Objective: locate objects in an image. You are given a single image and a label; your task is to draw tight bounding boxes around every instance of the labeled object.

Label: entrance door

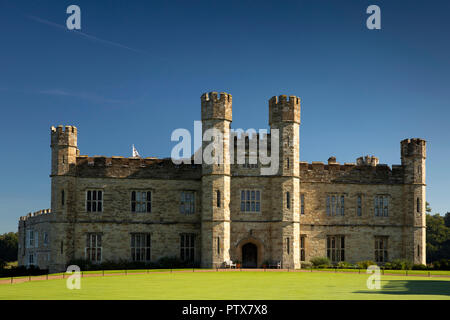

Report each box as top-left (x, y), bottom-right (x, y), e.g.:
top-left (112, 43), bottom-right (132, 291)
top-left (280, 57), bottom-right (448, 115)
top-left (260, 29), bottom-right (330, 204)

top-left (242, 243), bottom-right (257, 268)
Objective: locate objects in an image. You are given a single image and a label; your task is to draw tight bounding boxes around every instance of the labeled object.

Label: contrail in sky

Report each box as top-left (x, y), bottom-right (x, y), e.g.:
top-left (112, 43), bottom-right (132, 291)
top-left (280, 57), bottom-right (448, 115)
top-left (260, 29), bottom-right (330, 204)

top-left (26, 14), bottom-right (145, 54)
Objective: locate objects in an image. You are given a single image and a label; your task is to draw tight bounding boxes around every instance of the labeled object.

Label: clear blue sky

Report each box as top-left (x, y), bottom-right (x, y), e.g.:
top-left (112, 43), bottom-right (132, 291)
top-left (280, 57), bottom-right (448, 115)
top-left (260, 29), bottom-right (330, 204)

top-left (0, 0), bottom-right (449, 233)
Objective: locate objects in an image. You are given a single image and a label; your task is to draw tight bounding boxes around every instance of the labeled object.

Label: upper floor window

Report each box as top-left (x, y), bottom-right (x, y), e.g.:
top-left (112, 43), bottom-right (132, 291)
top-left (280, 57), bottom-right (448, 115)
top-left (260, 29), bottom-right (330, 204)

top-left (326, 195), bottom-right (345, 216)
top-left (131, 191), bottom-right (151, 213)
top-left (180, 191), bottom-right (195, 214)
top-left (86, 233), bottom-right (102, 263)
top-left (416, 197), bottom-right (421, 214)
top-left (43, 232), bottom-right (49, 246)
top-left (240, 190), bottom-right (261, 212)
top-left (327, 235), bottom-right (345, 262)
top-left (86, 190), bottom-right (103, 212)
top-left (26, 229), bottom-right (35, 248)
top-left (357, 195), bottom-right (362, 216)
top-left (61, 190), bottom-right (65, 207)
top-left (286, 192), bottom-right (291, 209)
top-left (375, 236), bottom-right (388, 263)
top-left (216, 190), bottom-right (221, 208)
top-left (131, 233), bottom-right (151, 262)
top-left (374, 195), bottom-right (389, 217)
top-left (300, 194), bottom-right (305, 215)
top-left (180, 233), bottom-right (195, 261)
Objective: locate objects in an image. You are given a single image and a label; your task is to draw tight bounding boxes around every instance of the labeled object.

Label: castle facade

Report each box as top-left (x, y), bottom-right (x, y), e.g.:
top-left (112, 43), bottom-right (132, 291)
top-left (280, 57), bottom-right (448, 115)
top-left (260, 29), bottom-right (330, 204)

top-left (18, 92), bottom-right (426, 272)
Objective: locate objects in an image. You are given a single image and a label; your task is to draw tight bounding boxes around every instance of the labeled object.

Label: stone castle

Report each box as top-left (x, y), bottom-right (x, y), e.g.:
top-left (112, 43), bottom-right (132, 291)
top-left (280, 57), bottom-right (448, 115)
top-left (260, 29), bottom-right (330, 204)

top-left (18, 92), bottom-right (426, 272)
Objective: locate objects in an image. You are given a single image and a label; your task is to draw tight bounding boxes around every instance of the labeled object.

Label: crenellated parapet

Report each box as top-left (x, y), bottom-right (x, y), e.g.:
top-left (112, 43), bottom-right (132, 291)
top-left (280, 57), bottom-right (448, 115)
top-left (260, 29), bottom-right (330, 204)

top-left (356, 155), bottom-right (379, 166)
top-left (201, 92), bottom-right (232, 121)
top-left (401, 138), bottom-right (426, 160)
top-left (19, 209), bottom-right (52, 221)
top-left (299, 160), bottom-right (404, 184)
top-left (269, 95), bottom-right (301, 125)
top-left (51, 125), bottom-right (77, 147)
top-left (76, 156), bottom-right (202, 179)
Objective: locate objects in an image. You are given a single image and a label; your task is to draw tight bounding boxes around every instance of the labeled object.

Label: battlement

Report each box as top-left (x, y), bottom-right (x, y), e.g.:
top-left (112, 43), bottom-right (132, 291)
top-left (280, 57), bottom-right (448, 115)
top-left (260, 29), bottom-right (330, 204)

top-left (201, 92), bottom-right (232, 121)
top-left (269, 95), bottom-right (301, 125)
top-left (20, 209), bottom-right (52, 221)
top-left (76, 156), bottom-right (202, 179)
top-left (356, 155), bottom-right (379, 166)
top-left (51, 125), bottom-right (77, 147)
top-left (401, 138), bottom-right (426, 159)
top-left (299, 160), bottom-right (404, 184)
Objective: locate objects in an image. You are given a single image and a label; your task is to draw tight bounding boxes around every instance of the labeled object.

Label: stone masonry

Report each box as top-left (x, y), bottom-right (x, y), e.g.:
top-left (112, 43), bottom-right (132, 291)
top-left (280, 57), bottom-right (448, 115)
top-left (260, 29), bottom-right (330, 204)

top-left (18, 92), bottom-right (427, 272)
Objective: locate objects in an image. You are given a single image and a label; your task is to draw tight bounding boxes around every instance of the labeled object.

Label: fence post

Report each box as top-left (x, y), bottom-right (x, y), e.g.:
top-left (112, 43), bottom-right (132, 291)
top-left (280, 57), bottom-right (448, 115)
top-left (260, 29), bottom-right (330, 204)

top-left (406, 270), bottom-right (408, 276)
top-left (125, 269), bottom-right (127, 275)
top-left (310, 267), bottom-right (312, 272)
top-left (29, 275), bottom-right (31, 282)
top-left (428, 271), bottom-right (430, 277)
top-left (82, 271), bottom-right (83, 278)
top-left (358, 268), bottom-right (360, 274)
top-left (46, 273), bottom-right (49, 280)
top-left (63, 273), bottom-right (65, 279)
top-left (10, 277), bottom-right (13, 284)
top-left (103, 270), bottom-right (105, 277)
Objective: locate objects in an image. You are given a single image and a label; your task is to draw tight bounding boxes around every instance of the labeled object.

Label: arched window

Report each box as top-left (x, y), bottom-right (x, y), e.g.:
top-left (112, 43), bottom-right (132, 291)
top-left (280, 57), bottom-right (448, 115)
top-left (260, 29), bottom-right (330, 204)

top-left (61, 190), bottom-right (65, 206)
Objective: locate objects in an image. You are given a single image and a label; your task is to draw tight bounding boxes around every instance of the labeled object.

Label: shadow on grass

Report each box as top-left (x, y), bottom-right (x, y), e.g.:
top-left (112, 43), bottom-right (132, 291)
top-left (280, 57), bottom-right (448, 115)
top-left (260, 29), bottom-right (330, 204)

top-left (355, 280), bottom-right (450, 296)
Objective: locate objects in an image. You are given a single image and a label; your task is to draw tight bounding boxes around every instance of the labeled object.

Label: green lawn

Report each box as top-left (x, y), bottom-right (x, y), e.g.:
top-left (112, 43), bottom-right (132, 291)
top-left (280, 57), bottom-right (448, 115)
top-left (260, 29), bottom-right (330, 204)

top-left (1, 271), bottom-right (449, 300)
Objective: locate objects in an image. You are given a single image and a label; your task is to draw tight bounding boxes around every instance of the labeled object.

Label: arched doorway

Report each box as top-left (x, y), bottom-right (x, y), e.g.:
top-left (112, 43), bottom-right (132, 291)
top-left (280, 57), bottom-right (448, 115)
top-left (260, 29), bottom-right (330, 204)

top-left (242, 243), bottom-right (257, 268)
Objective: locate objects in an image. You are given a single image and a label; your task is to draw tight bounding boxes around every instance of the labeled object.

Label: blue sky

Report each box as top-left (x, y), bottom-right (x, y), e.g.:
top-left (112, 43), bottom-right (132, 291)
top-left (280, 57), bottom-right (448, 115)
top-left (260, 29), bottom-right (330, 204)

top-left (0, 0), bottom-right (449, 233)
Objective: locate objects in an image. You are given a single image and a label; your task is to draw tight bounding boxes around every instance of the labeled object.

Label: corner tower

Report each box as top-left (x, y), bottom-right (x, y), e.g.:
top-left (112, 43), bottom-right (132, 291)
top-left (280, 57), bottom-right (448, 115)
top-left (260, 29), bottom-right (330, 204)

top-left (401, 138), bottom-right (426, 264)
top-left (50, 125), bottom-right (79, 271)
top-left (269, 95), bottom-right (301, 269)
top-left (51, 125), bottom-right (78, 176)
top-left (200, 92), bottom-right (232, 267)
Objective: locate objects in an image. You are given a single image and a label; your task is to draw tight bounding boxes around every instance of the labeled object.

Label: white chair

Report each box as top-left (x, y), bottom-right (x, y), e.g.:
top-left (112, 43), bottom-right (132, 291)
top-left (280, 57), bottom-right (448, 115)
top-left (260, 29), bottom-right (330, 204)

top-left (224, 260), bottom-right (237, 268)
top-left (277, 261), bottom-right (282, 269)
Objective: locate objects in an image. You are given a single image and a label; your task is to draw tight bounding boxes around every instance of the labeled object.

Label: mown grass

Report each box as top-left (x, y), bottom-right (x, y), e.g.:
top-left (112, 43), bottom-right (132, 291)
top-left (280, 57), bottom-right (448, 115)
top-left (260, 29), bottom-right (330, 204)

top-left (0, 271), bottom-right (449, 300)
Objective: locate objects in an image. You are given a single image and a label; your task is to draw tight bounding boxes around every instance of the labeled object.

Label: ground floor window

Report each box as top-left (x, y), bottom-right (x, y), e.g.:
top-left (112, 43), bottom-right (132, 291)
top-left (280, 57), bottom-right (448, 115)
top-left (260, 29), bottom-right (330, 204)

top-left (28, 253), bottom-right (35, 266)
top-left (131, 233), bottom-right (151, 262)
top-left (86, 233), bottom-right (102, 263)
top-left (300, 236), bottom-right (306, 261)
top-left (180, 234), bottom-right (195, 261)
top-left (327, 235), bottom-right (345, 262)
top-left (375, 236), bottom-right (388, 263)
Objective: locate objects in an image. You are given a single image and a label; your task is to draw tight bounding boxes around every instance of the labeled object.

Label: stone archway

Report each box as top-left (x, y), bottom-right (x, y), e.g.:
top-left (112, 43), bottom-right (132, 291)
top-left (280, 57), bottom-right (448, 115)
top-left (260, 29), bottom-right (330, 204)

top-left (242, 243), bottom-right (257, 268)
top-left (235, 236), bottom-right (265, 268)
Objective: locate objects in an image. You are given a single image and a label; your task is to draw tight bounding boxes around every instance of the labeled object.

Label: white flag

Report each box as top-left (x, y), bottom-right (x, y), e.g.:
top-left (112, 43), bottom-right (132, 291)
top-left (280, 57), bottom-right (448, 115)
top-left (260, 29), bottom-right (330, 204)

top-left (132, 144), bottom-right (140, 157)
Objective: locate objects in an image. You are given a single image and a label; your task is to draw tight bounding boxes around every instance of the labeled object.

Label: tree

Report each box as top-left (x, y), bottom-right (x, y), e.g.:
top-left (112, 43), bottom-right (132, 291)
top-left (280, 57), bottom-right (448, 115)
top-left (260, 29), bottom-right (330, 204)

top-left (426, 202), bottom-right (432, 213)
top-left (444, 212), bottom-right (450, 228)
top-left (0, 232), bottom-right (18, 262)
top-left (426, 213), bottom-right (450, 262)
